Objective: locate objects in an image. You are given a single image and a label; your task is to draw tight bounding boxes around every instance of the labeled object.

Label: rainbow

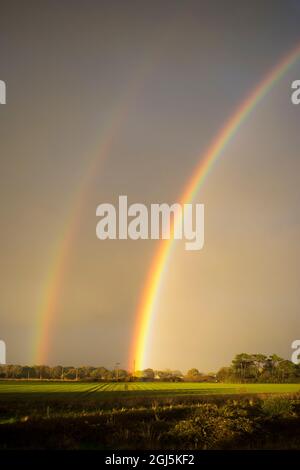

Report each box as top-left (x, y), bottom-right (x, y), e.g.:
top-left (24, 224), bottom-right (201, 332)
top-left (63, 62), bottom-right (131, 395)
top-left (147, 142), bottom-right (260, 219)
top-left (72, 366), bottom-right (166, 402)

top-left (33, 67), bottom-right (154, 364)
top-left (32, 20), bottom-right (178, 364)
top-left (130, 42), bottom-right (300, 372)
top-left (33, 117), bottom-right (121, 364)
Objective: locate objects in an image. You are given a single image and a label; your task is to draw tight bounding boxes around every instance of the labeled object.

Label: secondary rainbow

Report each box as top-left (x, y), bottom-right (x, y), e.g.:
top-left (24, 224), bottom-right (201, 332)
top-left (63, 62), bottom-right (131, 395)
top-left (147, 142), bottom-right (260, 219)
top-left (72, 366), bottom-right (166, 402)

top-left (33, 121), bottom-right (119, 364)
top-left (32, 22), bottom-right (177, 364)
top-left (130, 41), bottom-right (300, 372)
top-left (33, 72), bottom-right (149, 364)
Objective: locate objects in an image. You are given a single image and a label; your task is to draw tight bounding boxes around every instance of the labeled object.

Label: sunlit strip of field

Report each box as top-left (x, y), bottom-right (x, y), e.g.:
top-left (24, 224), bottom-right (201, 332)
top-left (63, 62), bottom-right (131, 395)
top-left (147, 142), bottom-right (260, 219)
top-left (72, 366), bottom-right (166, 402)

top-left (0, 381), bottom-right (299, 401)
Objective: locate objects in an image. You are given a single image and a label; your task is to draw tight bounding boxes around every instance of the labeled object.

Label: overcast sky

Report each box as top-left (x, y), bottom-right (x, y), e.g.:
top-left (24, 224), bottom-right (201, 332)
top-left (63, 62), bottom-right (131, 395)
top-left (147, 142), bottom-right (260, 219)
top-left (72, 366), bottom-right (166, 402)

top-left (0, 0), bottom-right (300, 372)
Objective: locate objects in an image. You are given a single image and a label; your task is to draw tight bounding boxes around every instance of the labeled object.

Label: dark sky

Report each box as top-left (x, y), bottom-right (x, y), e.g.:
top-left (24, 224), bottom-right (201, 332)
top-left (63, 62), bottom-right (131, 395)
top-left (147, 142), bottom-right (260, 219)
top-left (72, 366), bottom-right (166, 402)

top-left (0, 0), bottom-right (300, 371)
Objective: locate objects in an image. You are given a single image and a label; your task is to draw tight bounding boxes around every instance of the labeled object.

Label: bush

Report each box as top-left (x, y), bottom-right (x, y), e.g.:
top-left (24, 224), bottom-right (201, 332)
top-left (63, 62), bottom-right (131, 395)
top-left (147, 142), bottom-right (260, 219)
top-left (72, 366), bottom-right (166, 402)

top-left (261, 397), bottom-right (294, 418)
top-left (165, 402), bottom-right (255, 449)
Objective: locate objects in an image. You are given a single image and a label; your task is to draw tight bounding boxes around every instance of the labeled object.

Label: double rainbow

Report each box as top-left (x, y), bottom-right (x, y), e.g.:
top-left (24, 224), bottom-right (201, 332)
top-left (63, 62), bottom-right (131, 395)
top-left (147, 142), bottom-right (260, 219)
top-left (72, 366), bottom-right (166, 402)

top-left (33, 41), bottom-right (300, 368)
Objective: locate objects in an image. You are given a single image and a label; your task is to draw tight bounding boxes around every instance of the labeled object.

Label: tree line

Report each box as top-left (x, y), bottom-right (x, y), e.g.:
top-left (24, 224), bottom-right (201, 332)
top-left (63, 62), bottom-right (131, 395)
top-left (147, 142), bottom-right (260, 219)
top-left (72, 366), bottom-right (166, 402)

top-left (0, 353), bottom-right (299, 382)
top-left (217, 353), bottom-right (300, 383)
top-left (0, 365), bottom-right (185, 381)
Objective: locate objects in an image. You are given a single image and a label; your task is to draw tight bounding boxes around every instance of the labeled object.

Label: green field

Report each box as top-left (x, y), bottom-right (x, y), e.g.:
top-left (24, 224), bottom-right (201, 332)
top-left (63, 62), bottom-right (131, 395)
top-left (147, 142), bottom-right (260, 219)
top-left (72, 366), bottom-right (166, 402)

top-left (0, 380), bottom-right (299, 401)
top-left (1, 381), bottom-right (300, 449)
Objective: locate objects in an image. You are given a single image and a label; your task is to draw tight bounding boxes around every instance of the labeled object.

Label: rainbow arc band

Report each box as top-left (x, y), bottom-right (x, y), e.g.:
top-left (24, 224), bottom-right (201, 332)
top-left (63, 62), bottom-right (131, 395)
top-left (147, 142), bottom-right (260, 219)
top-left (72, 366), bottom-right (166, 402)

top-left (33, 18), bottom-right (180, 364)
top-left (130, 42), bottom-right (300, 372)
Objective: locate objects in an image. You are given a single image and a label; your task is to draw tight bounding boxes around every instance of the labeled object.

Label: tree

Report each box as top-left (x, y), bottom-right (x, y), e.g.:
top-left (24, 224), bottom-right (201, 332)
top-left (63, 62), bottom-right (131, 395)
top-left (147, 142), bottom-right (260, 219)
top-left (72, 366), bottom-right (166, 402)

top-left (232, 354), bottom-right (255, 381)
top-left (143, 368), bottom-right (154, 380)
top-left (186, 368), bottom-right (203, 382)
top-left (0, 365), bottom-right (6, 378)
top-left (117, 369), bottom-right (129, 381)
top-left (187, 368), bottom-right (200, 377)
top-left (11, 365), bottom-right (24, 379)
top-left (32, 365), bottom-right (51, 380)
top-left (51, 366), bottom-right (63, 380)
top-left (252, 354), bottom-right (268, 379)
top-left (216, 367), bottom-right (233, 382)
top-left (103, 369), bottom-right (114, 381)
top-left (277, 360), bottom-right (296, 382)
top-left (64, 368), bottom-right (77, 380)
top-left (90, 368), bottom-right (103, 380)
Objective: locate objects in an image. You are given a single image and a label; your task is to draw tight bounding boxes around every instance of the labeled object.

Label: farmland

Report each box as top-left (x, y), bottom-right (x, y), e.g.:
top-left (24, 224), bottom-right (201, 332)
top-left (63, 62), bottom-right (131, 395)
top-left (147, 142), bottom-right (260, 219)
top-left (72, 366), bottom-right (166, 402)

top-left (1, 381), bottom-right (300, 450)
top-left (0, 380), bottom-right (300, 402)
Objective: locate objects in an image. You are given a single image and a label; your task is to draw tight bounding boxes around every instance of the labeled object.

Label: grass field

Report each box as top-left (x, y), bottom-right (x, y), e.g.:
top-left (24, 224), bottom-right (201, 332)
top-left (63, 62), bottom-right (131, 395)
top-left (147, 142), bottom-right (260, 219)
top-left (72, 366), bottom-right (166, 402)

top-left (1, 381), bottom-right (300, 449)
top-left (0, 380), bottom-right (299, 401)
